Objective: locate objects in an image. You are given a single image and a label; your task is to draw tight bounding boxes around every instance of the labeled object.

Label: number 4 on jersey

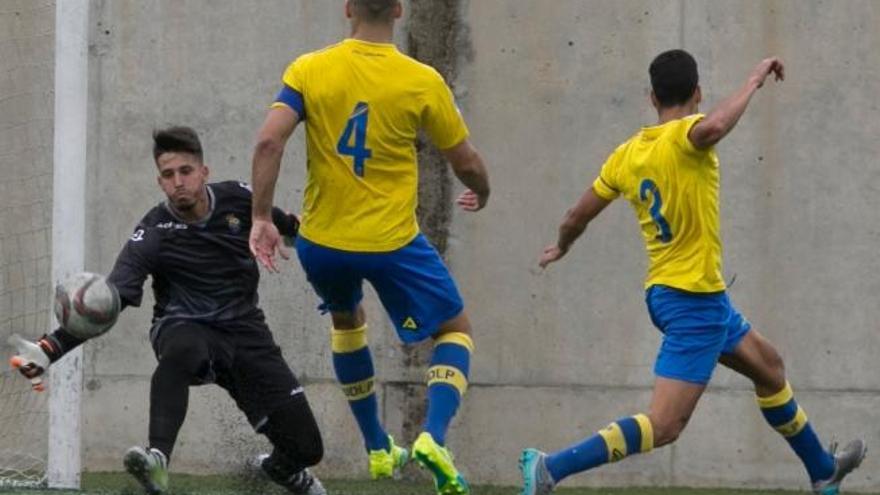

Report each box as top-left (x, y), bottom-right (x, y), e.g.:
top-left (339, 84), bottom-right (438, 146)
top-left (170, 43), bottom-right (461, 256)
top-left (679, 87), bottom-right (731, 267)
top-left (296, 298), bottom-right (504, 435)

top-left (337, 102), bottom-right (372, 177)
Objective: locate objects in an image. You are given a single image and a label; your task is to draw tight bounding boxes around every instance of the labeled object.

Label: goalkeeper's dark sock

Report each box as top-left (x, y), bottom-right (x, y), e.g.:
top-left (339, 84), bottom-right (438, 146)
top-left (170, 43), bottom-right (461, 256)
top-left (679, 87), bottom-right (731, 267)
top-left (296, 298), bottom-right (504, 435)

top-left (545, 414), bottom-right (654, 483)
top-left (148, 360), bottom-right (190, 459)
top-left (331, 325), bottom-right (389, 452)
top-left (757, 382), bottom-right (834, 482)
top-left (423, 332), bottom-right (473, 446)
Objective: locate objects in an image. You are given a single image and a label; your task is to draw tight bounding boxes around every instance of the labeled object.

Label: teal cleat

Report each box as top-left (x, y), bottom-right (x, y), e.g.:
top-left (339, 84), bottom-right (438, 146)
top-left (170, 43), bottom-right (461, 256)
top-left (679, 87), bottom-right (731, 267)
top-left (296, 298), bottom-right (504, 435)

top-left (123, 446), bottom-right (169, 495)
top-left (812, 439), bottom-right (867, 495)
top-left (519, 448), bottom-right (555, 495)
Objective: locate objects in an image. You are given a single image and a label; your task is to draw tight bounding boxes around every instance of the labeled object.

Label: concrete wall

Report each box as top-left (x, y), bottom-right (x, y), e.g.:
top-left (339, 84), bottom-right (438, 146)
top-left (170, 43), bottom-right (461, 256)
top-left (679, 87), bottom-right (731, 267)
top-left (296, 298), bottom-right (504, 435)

top-left (453, 0), bottom-right (880, 490)
top-left (43, 0), bottom-right (880, 491)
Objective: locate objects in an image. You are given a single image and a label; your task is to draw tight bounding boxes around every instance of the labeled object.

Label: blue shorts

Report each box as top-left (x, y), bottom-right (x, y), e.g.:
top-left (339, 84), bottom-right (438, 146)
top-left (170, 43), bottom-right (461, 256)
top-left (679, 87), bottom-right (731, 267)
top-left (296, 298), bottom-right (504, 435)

top-left (645, 285), bottom-right (751, 385)
top-left (295, 234), bottom-right (464, 344)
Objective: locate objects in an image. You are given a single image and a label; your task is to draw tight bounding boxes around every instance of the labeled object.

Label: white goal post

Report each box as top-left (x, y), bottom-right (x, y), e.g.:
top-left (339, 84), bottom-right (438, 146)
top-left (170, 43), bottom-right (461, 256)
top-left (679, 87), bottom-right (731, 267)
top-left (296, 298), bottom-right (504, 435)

top-left (47, 0), bottom-right (90, 489)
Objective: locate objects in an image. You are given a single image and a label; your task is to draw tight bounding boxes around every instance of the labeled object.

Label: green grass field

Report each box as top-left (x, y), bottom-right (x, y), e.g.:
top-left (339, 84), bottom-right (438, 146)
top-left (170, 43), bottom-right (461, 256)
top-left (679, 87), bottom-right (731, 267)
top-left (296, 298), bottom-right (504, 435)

top-left (0, 473), bottom-right (870, 495)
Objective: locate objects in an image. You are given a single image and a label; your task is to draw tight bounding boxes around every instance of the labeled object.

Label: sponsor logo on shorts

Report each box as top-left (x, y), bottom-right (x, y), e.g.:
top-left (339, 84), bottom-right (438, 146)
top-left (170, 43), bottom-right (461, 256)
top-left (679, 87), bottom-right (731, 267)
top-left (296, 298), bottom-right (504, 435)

top-left (402, 317), bottom-right (418, 330)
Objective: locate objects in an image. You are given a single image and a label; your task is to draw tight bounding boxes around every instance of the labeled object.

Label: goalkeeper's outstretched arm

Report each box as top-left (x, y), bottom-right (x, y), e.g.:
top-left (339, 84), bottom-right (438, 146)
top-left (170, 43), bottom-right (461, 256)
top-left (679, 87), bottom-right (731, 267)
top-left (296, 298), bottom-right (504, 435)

top-left (10, 319), bottom-right (107, 391)
top-left (9, 290), bottom-right (131, 392)
top-left (9, 225), bottom-right (154, 390)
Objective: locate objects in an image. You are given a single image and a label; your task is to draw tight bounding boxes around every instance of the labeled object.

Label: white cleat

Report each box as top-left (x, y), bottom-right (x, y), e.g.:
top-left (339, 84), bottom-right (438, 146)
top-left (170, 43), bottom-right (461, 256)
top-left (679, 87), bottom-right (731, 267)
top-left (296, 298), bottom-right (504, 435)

top-left (812, 439), bottom-right (867, 495)
top-left (123, 446), bottom-right (168, 495)
top-left (256, 452), bottom-right (326, 495)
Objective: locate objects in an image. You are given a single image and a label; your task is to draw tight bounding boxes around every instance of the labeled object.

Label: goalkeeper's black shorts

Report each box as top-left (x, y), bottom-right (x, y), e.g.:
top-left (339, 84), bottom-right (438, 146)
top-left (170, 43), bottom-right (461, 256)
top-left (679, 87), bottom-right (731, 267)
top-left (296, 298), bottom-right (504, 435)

top-left (152, 318), bottom-right (303, 429)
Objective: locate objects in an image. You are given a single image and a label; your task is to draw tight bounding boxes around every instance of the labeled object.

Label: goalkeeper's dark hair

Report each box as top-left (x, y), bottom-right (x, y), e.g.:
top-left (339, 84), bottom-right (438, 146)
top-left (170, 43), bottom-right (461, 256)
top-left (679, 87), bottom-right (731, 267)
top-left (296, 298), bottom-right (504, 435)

top-left (350, 0), bottom-right (399, 23)
top-left (649, 49), bottom-right (699, 107)
top-left (152, 126), bottom-right (203, 162)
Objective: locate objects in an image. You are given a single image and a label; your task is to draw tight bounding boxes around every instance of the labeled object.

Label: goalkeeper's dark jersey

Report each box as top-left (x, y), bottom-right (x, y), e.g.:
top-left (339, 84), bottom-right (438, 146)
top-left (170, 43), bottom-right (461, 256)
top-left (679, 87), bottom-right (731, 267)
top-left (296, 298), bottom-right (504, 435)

top-left (107, 180), bottom-right (297, 339)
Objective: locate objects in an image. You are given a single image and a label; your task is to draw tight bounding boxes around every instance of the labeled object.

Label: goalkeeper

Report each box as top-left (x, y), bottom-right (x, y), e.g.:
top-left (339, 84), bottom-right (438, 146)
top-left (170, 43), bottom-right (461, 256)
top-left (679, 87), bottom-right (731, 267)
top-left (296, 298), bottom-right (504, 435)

top-left (9, 127), bottom-right (325, 495)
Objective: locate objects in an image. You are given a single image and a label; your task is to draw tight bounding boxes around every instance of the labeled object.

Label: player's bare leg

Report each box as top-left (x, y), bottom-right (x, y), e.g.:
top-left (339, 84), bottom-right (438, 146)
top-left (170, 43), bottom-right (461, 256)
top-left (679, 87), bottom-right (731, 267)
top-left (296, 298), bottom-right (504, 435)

top-left (330, 304), bottom-right (367, 330)
top-left (436, 312), bottom-right (472, 337)
top-left (413, 310), bottom-right (474, 494)
top-left (647, 377), bottom-right (705, 447)
top-left (718, 329), bottom-right (785, 395)
top-left (720, 330), bottom-right (866, 493)
top-left (330, 304), bottom-right (408, 479)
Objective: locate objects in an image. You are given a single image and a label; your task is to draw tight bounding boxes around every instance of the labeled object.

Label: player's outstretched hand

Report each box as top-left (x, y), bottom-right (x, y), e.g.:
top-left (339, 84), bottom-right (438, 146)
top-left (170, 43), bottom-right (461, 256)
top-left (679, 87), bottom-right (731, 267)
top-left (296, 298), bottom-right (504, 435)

top-left (539, 244), bottom-right (568, 269)
top-left (249, 218), bottom-right (289, 273)
top-left (8, 334), bottom-right (50, 392)
top-left (456, 189), bottom-right (486, 212)
top-left (750, 57), bottom-right (785, 88)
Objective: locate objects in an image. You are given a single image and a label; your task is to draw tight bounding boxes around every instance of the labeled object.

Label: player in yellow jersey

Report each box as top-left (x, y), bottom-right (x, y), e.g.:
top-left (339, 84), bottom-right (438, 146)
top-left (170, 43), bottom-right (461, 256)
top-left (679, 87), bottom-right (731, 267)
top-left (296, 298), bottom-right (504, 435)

top-left (248, 1), bottom-right (489, 494)
top-left (520, 50), bottom-right (865, 495)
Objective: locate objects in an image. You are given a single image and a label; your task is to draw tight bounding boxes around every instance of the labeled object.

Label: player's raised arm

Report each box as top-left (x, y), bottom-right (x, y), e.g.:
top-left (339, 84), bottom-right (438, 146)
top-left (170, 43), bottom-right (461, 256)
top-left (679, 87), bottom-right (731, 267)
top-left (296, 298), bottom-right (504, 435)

top-left (442, 139), bottom-right (490, 212)
top-left (539, 187), bottom-right (611, 269)
top-left (688, 57), bottom-right (785, 150)
top-left (250, 105), bottom-right (300, 272)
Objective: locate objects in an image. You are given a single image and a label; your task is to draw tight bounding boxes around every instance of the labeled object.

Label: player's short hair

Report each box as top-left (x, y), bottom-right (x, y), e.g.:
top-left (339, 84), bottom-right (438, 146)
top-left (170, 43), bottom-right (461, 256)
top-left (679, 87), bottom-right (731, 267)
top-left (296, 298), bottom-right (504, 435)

top-left (350, 0), bottom-right (399, 23)
top-left (649, 49), bottom-right (699, 107)
top-left (152, 126), bottom-right (203, 163)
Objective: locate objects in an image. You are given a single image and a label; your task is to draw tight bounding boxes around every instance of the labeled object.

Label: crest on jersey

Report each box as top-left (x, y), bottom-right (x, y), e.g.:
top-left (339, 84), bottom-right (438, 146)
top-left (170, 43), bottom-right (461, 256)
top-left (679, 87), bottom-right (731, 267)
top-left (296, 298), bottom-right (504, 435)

top-left (226, 214), bottom-right (242, 234)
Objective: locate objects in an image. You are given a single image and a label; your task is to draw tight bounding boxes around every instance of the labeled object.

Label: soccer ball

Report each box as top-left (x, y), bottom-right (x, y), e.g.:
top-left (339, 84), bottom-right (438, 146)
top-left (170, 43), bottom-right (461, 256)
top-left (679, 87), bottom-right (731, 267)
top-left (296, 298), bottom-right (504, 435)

top-left (53, 272), bottom-right (120, 339)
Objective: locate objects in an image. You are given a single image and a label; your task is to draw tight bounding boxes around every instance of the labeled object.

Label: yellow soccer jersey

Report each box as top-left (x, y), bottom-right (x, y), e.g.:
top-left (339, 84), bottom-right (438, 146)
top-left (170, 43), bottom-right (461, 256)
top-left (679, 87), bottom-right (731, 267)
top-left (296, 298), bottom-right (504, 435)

top-left (274, 39), bottom-right (469, 252)
top-left (592, 114), bottom-right (725, 293)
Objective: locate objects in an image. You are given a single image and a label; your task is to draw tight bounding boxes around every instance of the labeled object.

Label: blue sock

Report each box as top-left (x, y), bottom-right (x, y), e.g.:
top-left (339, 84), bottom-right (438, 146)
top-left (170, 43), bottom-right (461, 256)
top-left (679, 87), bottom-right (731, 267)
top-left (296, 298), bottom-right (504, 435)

top-left (424, 333), bottom-right (473, 446)
top-left (758, 382), bottom-right (835, 482)
top-left (331, 326), bottom-right (389, 452)
top-left (546, 414), bottom-right (654, 483)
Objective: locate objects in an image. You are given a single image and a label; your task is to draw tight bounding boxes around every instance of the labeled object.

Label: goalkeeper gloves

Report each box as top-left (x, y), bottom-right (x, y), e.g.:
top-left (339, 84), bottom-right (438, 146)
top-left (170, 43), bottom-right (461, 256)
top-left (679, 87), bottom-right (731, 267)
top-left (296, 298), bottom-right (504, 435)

top-left (8, 334), bottom-right (54, 392)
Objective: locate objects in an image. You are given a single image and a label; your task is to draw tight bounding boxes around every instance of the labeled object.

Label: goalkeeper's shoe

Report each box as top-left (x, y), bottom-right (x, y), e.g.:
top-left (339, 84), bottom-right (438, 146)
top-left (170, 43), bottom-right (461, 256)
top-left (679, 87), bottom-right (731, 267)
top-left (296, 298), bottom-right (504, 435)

top-left (123, 446), bottom-right (168, 495)
top-left (258, 453), bottom-right (326, 495)
top-left (519, 448), bottom-right (555, 495)
top-left (413, 432), bottom-right (469, 495)
top-left (812, 439), bottom-right (867, 495)
top-left (368, 435), bottom-right (409, 479)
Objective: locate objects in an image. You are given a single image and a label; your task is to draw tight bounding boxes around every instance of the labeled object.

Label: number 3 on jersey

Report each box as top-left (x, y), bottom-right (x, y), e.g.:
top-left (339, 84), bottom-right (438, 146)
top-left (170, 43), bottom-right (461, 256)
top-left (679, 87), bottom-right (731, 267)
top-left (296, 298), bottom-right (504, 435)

top-left (639, 179), bottom-right (673, 243)
top-left (337, 102), bottom-right (372, 177)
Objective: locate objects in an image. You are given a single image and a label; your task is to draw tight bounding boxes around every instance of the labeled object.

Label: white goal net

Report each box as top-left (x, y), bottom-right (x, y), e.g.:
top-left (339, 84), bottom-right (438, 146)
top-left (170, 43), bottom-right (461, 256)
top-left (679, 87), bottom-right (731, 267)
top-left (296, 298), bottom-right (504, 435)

top-left (0, 0), bottom-right (57, 488)
top-left (0, 371), bottom-right (48, 488)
